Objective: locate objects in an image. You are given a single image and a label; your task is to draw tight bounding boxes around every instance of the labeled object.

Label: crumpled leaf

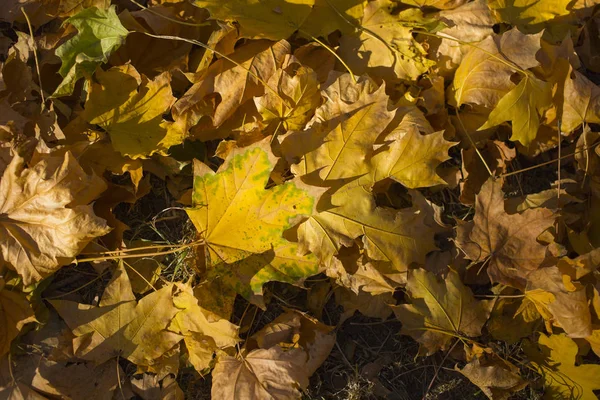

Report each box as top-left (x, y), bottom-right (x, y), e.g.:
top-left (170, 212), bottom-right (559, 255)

top-left (0, 152), bottom-right (110, 285)
top-left (185, 139), bottom-right (319, 306)
top-left (479, 75), bottom-right (552, 146)
top-left (174, 39), bottom-right (290, 131)
top-left (51, 261), bottom-right (182, 365)
top-left (338, 0), bottom-right (436, 82)
top-left (132, 374), bottom-right (183, 400)
top-left (455, 178), bottom-right (555, 289)
top-left (53, 5), bottom-right (129, 97)
top-left (211, 346), bottom-right (309, 400)
top-left (525, 266), bottom-right (592, 338)
top-left (392, 268), bottom-right (490, 355)
top-left (431, 0), bottom-right (495, 76)
top-left (254, 64), bottom-right (320, 131)
top-left (168, 283), bottom-right (240, 373)
top-left (82, 65), bottom-right (184, 159)
top-left (0, 278), bottom-right (36, 357)
top-left (526, 333), bottom-right (600, 400)
top-left (281, 83), bottom-right (393, 182)
top-left (212, 309), bottom-right (333, 399)
top-left (458, 357), bottom-right (527, 400)
top-left (298, 186), bottom-right (438, 273)
top-left (249, 310), bottom-right (335, 375)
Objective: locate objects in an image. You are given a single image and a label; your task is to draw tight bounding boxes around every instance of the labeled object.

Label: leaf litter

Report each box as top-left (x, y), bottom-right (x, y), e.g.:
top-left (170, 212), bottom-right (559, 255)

top-left (1, 0), bottom-right (600, 399)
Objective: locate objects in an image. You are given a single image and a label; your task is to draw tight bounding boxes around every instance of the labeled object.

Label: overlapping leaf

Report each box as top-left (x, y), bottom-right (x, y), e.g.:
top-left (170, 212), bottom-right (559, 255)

top-left (0, 152), bottom-right (110, 285)
top-left (186, 140), bottom-right (320, 306)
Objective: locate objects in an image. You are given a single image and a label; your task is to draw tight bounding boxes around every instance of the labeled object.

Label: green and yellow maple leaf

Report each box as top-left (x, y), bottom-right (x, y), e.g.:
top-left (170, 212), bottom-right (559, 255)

top-left (53, 5), bottom-right (128, 97)
top-left (82, 65), bottom-right (184, 159)
top-left (186, 139), bottom-right (320, 307)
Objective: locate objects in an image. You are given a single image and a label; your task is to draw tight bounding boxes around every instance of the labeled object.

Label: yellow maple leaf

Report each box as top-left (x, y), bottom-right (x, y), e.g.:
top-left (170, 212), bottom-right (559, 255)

top-left (478, 74), bottom-right (552, 146)
top-left (338, 0), bottom-right (436, 82)
top-left (51, 261), bottom-right (182, 365)
top-left (254, 65), bottom-right (320, 131)
top-left (526, 333), bottom-right (600, 400)
top-left (82, 65), bottom-right (184, 159)
top-left (186, 139), bottom-right (320, 307)
top-left (392, 268), bottom-right (491, 355)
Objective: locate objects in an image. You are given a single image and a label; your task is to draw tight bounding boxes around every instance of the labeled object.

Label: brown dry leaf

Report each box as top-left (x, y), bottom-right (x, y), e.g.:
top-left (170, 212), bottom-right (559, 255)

top-left (328, 250), bottom-right (399, 296)
top-left (392, 268), bottom-right (490, 355)
top-left (113, 3), bottom-right (208, 78)
top-left (173, 40), bottom-right (290, 129)
top-left (525, 266), bottom-right (592, 338)
top-left (40, 0), bottom-right (110, 18)
top-left (0, 152), bottom-right (110, 285)
top-left (249, 309), bottom-right (335, 376)
top-left (430, 0), bottom-right (495, 76)
top-left (131, 374), bottom-right (184, 400)
top-left (458, 357), bottom-right (527, 400)
top-left (211, 346), bottom-right (309, 400)
top-left (0, 278), bottom-right (36, 356)
top-left (1, 347), bottom-right (125, 400)
top-left (51, 261), bottom-right (182, 365)
top-left (460, 140), bottom-right (516, 205)
top-left (335, 287), bottom-right (394, 321)
top-left (455, 178), bottom-right (555, 289)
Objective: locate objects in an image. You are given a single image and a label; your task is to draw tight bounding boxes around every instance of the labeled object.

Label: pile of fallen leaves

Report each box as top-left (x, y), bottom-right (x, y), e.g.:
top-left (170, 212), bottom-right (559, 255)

top-left (1, 0), bottom-right (600, 398)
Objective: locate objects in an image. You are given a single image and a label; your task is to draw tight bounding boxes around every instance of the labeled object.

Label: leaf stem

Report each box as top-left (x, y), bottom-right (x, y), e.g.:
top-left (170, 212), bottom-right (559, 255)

top-left (75, 240), bottom-right (203, 264)
top-left (454, 109), bottom-right (494, 177)
top-left (299, 31), bottom-right (357, 84)
top-left (127, 0), bottom-right (211, 27)
top-left (21, 7), bottom-right (46, 109)
top-left (498, 140), bottom-right (600, 179)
